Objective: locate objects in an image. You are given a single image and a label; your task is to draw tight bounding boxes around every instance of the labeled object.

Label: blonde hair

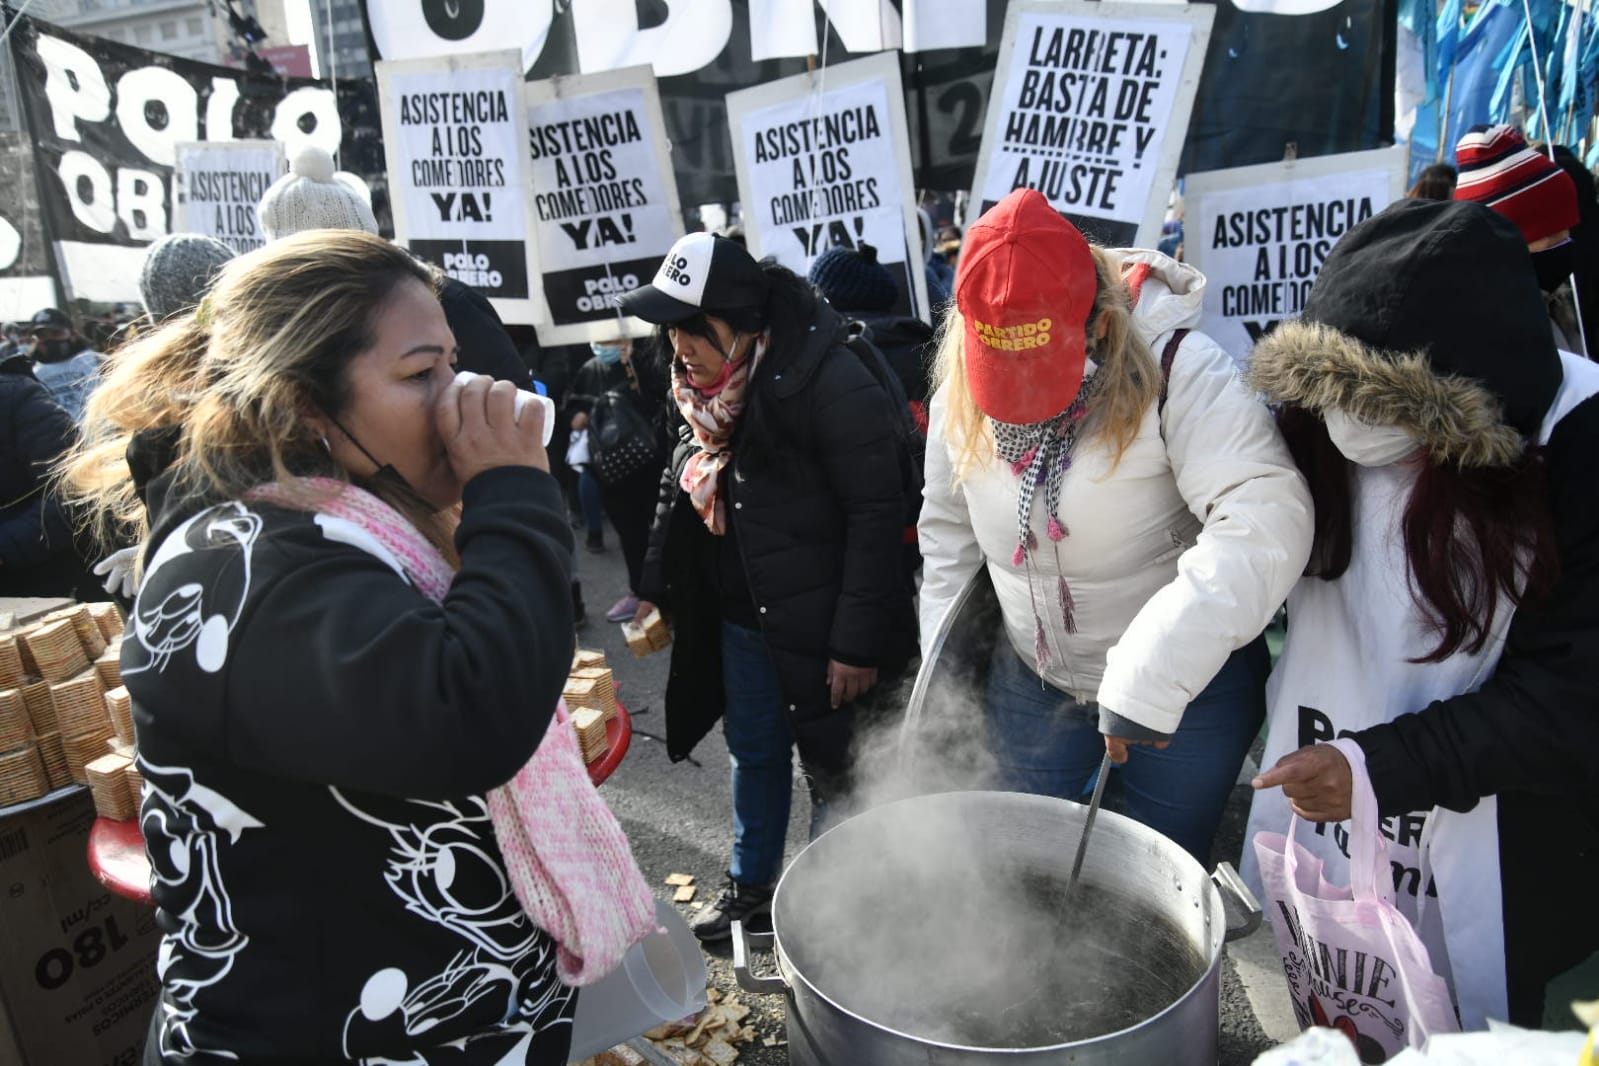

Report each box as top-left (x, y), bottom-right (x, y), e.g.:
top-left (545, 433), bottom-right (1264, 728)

top-left (931, 245), bottom-right (1161, 479)
top-left (60, 229), bottom-right (454, 560)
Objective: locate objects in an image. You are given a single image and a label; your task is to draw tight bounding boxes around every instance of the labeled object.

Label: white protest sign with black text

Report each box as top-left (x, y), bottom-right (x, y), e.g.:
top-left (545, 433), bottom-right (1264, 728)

top-left (970, 1), bottom-right (1214, 248)
top-left (376, 51), bottom-right (539, 324)
top-left (526, 66), bottom-right (683, 346)
top-left (726, 52), bottom-right (929, 321)
top-left (173, 141), bottom-right (286, 255)
top-left (1184, 147), bottom-right (1406, 360)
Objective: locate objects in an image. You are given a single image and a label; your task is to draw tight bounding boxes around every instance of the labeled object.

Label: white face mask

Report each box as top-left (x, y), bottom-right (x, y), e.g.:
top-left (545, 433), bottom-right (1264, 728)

top-left (1323, 409), bottom-right (1420, 467)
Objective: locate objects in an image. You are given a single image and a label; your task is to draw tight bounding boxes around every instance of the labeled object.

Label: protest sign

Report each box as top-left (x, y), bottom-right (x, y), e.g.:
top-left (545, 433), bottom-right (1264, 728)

top-left (525, 66), bottom-right (683, 345)
top-left (173, 141), bottom-right (287, 255)
top-left (376, 51), bottom-right (538, 324)
top-left (968, 1), bottom-right (1214, 248)
top-left (726, 52), bottom-right (929, 321)
top-left (8, 12), bottom-right (379, 305)
top-left (1184, 146), bottom-right (1406, 361)
top-left (366, 1), bottom-right (1392, 209)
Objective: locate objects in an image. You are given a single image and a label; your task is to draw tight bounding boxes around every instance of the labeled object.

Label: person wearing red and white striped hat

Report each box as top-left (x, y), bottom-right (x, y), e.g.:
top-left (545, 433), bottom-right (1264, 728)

top-left (1454, 124), bottom-right (1587, 354)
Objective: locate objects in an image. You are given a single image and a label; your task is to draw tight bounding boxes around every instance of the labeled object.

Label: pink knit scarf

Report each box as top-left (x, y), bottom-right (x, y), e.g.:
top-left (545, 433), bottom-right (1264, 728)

top-left (249, 478), bottom-right (657, 986)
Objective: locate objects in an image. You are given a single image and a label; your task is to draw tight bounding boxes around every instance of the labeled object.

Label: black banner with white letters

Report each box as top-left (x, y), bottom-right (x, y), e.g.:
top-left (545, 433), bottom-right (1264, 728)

top-left (0, 131), bottom-right (58, 318)
top-left (7, 11), bottom-right (382, 303)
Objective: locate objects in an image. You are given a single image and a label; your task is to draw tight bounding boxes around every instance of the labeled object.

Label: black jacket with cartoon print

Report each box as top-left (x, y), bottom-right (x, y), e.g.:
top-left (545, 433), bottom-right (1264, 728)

top-left (124, 466), bottom-right (578, 1065)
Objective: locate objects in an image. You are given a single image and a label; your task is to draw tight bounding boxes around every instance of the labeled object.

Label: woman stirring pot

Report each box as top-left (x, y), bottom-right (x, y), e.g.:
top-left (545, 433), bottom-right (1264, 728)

top-left (920, 189), bottom-right (1313, 862)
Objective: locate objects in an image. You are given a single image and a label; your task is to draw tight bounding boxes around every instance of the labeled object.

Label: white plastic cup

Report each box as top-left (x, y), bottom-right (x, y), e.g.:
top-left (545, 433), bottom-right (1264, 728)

top-left (564, 899), bottom-right (710, 1061)
top-left (452, 370), bottom-right (555, 446)
top-left (514, 391), bottom-right (557, 447)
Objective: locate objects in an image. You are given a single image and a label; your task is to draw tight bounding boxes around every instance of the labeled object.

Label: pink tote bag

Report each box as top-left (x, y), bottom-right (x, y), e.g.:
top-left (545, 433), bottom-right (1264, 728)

top-left (1252, 738), bottom-right (1460, 1062)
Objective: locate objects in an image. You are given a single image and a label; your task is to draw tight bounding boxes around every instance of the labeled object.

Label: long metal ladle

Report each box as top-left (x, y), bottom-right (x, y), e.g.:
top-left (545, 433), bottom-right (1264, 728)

top-left (1064, 751), bottom-right (1113, 904)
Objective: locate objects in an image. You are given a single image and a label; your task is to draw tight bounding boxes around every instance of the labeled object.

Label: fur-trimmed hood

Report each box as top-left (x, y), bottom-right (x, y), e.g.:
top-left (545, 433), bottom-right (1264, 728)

top-left (1248, 321), bottom-right (1527, 467)
top-left (1246, 198), bottom-right (1561, 468)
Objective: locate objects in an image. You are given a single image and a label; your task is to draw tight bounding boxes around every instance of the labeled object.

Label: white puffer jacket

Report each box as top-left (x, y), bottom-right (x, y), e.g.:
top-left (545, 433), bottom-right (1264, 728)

top-left (917, 250), bottom-right (1313, 735)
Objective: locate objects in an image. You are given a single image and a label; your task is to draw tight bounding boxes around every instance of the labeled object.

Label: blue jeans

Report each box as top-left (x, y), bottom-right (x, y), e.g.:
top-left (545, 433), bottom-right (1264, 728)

top-left (577, 468), bottom-right (606, 539)
top-left (984, 636), bottom-right (1268, 862)
top-left (721, 622), bottom-right (796, 886)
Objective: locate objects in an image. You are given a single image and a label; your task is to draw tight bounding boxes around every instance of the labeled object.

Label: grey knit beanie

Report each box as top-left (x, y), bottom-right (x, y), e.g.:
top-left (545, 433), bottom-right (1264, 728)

top-left (138, 233), bottom-right (235, 321)
top-left (257, 145), bottom-right (378, 241)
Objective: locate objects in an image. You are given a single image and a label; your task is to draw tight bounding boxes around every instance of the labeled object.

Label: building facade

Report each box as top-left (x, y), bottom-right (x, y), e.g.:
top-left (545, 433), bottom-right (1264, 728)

top-left (244, 0), bottom-right (371, 79)
top-left (29, 0), bottom-right (232, 65)
top-left (307, 0), bottom-right (370, 79)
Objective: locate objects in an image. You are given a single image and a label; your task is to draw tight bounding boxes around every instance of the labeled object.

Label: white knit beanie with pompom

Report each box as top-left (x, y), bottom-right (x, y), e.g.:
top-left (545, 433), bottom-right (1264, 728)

top-left (257, 145), bottom-right (378, 241)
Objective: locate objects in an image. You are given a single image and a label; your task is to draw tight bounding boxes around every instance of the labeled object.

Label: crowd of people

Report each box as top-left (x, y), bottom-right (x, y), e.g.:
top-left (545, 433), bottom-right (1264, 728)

top-left (0, 124), bottom-right (1594, 1063)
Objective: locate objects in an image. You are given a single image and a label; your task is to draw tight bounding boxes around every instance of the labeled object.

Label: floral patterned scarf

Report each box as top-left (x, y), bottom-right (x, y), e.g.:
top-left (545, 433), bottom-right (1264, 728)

top-left (672, 336), bottom-right (766, 535)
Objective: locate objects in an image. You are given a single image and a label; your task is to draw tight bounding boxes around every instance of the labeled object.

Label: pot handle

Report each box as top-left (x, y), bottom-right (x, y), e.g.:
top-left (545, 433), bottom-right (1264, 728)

top-left (1211, 861), bottom-right (1263, 942)
top-left (731, 920), bottom-right (788, 995)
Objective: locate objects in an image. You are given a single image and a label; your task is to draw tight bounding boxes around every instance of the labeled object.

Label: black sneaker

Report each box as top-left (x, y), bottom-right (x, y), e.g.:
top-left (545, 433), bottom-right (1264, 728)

top-left (690, 878), bottom-right (775, 943)
top-left (585, 535), bottom-right (606, 554)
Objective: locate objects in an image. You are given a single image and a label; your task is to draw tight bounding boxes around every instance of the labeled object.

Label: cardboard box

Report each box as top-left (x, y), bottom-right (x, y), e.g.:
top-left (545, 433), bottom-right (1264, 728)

top-left (0, 789), bottom-right (159, 1066)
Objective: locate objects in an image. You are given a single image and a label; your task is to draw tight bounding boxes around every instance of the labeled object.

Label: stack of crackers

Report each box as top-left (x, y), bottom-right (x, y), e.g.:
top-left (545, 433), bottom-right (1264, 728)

top-left (572, 649), bottom-right (608, 672)
top-left (105, 686), bottom-right (136, 747)
top-left (621, 607), bottom-right (671, 658)
top-left (571, 707), bottom-right (608, 763)
top-left (0, 604), bottom-right (135, 813)
top-left (564, 673), bottom-right (617, 723)
top-left (94, 644), bottom-right (123, 690)
top-left (85, 753), bottom-right (138, 820)
top-left (565, 649), bottom-right (617, 763)
top-left (0, 676), bottom-right (48, 805)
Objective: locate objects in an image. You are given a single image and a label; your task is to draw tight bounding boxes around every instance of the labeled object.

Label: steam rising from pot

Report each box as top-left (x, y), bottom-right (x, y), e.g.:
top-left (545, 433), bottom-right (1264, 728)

top-left (774, 671), bottom-right (1205, 1048)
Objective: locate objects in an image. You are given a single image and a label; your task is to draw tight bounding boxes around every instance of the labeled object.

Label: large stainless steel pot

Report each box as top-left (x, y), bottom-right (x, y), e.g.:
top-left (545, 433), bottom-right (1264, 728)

top-left (734, 790), bottom-right (1261, 1065)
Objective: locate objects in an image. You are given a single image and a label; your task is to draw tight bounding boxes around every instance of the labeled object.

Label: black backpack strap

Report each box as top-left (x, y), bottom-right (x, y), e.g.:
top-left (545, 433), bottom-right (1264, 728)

top-left (1157, 328), bottom-right (1189, 413)
top-left (845, 319), bottom-right (917, 437)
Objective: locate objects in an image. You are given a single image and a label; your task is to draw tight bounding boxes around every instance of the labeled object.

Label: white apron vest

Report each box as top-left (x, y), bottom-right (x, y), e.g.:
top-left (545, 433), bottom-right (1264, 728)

top-left (1243, 350), bottom-right (1599, 1029)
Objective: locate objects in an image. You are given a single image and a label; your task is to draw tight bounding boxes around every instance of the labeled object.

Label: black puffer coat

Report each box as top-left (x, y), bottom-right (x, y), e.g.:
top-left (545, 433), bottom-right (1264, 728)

top-left (0, 354), bottom-right (85, 597)
top-left (639, 304), bottom-right (918, 792)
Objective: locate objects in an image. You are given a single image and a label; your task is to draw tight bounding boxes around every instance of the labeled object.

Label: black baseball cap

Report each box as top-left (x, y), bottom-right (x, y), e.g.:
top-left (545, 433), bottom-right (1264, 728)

top-left (620, 232), bottom-right (769, 324)
top-left (29, 308), bottom-right (71, 332)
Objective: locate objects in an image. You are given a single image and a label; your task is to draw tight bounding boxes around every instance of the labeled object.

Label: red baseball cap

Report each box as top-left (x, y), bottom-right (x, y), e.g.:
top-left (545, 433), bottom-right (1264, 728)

top-left (955, 189), bottom-right (1096, 424)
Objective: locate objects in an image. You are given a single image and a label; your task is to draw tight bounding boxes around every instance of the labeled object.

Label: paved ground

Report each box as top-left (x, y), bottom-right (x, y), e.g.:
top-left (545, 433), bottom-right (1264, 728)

top-left (574, 522), bottom-right (1293, 1064)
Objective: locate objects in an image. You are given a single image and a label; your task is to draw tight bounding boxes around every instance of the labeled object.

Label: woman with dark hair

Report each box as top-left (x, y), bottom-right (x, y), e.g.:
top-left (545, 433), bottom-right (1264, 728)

top-left (59, 230), bottom-right (646, 1065)
top-left (1243, 198), bottom-right (1599, 1032)
top-left (1406, 162), bottom-right (1458, 201)
top-left (620, 233), bottom-right (918, 942)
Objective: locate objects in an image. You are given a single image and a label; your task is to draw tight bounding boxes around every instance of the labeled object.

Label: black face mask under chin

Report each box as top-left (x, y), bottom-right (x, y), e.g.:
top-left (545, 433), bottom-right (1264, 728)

top-left (33, 338), bottom-right (74, 363)
top-left (1532, 240), bottom-right (1577, 293)
top-left (329, 417), bottom-right (414, 496)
